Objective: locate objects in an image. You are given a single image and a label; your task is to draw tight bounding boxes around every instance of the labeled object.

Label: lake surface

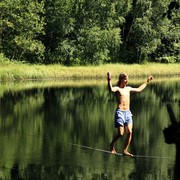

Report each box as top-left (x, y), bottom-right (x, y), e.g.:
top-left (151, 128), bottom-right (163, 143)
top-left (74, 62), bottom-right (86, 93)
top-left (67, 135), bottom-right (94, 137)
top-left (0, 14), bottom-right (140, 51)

top-left (0, 78), bottom-right (179, 179)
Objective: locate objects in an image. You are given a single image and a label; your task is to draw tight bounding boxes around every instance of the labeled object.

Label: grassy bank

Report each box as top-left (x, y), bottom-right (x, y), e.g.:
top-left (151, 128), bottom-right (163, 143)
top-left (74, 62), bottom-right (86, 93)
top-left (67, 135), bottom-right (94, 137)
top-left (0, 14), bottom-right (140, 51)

top-left (0, 63), bottom-right (180, 81)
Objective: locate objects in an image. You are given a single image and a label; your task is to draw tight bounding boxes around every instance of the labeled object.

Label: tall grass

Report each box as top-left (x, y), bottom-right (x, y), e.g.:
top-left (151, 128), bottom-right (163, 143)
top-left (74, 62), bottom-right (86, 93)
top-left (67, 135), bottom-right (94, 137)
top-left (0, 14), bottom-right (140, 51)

top-left (0, 62), bottom-right (180, 81)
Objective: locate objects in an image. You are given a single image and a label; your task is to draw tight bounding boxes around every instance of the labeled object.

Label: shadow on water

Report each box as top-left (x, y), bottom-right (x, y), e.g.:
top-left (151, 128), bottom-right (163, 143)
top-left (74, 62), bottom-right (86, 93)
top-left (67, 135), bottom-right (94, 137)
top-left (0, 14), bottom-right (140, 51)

top-left (163, 102), bottom-right (180, 180)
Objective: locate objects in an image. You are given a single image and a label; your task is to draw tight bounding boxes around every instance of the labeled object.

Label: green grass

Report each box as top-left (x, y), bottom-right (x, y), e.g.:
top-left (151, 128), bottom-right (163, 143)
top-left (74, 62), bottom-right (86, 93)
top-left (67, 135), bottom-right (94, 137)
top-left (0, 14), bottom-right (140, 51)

top-left (0, 62), bottom-right (180, 81)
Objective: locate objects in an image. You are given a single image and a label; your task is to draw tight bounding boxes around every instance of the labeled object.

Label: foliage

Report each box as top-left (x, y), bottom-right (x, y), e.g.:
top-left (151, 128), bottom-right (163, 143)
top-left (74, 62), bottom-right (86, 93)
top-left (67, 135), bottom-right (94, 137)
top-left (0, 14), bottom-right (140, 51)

top-left (156, 56), bottom-right (177, 63)
top-left (75, 27), bottom-right (121, 65)
top-left (0, 0), bottom-right (45, 63)
top-left (0, 0), bottom-right (179, 64)
top-left (0, 53), bottom-right (11, 65)
top-left (152, 1), bottom-right (180, 63)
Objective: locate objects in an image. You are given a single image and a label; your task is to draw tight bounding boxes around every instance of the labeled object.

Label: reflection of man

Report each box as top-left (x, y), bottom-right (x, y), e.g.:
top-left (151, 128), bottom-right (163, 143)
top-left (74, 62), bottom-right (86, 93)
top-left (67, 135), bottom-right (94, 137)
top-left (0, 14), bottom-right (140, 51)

top-left (107, 72), bottom-right (153, 156)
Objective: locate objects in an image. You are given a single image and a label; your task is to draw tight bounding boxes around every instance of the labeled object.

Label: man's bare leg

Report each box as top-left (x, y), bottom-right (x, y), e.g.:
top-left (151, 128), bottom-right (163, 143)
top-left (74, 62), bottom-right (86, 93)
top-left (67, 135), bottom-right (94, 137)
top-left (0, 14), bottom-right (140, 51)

top-left (110, 126), bottom-right (124, 154)
top-left (110, 134), bottom-right (119, 154)
top-left (123, 124), bottom-right (133, 156)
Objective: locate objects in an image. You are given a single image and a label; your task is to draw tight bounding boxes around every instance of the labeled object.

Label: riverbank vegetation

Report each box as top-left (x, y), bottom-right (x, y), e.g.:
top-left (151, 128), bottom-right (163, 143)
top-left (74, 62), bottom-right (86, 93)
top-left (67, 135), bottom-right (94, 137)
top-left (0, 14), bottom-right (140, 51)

top-left (0, 59), bottom-right (179, 81)
top-left (0, 0), bottom-right (179, 65)
top-left (0, 0), bottom-right (179, 81)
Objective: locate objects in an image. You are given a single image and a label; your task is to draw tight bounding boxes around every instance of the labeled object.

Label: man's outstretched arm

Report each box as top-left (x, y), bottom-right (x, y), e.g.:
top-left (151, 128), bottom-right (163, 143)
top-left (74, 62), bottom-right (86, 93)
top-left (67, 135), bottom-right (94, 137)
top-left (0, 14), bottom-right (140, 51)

top-left (107, 72), bottom-right (119, 92)
top-left (130, 76), bottom-right (153, 92)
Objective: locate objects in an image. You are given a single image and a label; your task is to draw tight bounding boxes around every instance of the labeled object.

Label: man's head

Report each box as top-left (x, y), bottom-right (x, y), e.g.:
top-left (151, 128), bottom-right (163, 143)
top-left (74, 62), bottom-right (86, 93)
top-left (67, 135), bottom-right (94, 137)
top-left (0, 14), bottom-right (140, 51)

top-left (118, 73), bottom-right (128, 86)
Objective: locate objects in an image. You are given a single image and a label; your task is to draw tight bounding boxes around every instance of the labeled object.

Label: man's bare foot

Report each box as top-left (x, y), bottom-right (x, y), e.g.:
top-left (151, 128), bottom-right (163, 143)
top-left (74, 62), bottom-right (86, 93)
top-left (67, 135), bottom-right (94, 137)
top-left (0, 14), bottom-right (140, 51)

top-left (111, 149), bottom-right (117, 154)
top-left (110, 143), bottom-right (116, 154)
top-left (123, 150), bottom-right (133, 157)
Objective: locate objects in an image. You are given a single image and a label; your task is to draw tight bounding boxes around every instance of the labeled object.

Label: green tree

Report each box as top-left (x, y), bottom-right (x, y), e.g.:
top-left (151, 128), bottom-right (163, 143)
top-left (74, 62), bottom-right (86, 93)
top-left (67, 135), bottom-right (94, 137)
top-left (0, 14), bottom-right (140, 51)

top-left (43, 0), bottom-right (130, 65)
top-left (121, 0), bottom-right (168, 63)
top-left (0, 0), bottom-right (179, 65)
top-left (42, 0), bottom-right (70, 64)
top-left (0, 0), bottom-right (45, 63)
top-left (153, 1), bottom-right (180, 63)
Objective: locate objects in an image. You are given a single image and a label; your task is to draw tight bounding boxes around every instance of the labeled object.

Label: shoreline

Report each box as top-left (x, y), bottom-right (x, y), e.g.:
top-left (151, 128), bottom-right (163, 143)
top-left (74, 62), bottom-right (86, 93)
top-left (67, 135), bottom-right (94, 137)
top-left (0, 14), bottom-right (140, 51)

top-left (0, 63), bottom-right (179, 81)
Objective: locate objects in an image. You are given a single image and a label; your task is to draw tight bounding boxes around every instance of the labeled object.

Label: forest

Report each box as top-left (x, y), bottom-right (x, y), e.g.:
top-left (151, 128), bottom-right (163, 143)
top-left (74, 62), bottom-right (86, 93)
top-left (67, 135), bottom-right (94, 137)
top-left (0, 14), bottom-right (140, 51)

top-left (0, 0), bottom-right (179, 65)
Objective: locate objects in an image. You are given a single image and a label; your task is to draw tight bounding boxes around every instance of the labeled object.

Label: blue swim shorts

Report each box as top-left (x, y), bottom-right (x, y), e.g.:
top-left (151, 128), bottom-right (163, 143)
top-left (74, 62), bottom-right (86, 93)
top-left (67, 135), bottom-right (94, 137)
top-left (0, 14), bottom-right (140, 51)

top-left (114, 109), bottom-right (133, 127)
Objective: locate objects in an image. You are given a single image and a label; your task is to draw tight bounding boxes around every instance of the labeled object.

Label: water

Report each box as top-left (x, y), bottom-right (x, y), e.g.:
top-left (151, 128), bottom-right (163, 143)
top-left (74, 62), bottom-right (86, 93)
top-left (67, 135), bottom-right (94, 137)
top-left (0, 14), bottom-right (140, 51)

top-left (0, 79), bottom-right (179, 179)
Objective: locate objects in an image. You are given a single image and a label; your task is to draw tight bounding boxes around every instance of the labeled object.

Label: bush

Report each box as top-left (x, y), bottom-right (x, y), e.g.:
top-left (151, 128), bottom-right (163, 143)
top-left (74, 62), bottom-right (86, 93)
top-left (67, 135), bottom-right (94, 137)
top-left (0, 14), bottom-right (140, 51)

top-left (156, 56), bottom-right (177, 63)
top-left (0, 53), bottom-right (11, 65)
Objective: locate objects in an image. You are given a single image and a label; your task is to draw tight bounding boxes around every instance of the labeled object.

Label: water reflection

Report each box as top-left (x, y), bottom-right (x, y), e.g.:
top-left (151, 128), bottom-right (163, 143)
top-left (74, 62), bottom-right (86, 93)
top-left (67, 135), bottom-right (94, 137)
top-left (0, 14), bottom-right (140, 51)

top-left (0, 79), bottom-right (179, 179)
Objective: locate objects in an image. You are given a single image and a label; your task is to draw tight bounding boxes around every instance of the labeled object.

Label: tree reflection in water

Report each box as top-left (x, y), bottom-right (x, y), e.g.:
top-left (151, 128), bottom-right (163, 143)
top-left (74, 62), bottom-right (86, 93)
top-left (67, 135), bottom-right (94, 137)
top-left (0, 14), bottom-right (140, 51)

top-left (0, 79), bottom-right (179, 179)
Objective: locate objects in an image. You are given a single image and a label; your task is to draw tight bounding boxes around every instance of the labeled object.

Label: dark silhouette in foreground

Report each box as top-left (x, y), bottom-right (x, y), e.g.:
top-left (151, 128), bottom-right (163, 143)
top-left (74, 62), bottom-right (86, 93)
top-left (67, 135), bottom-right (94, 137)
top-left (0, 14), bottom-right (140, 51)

top-left (163, 102), bottom-right (180, 180)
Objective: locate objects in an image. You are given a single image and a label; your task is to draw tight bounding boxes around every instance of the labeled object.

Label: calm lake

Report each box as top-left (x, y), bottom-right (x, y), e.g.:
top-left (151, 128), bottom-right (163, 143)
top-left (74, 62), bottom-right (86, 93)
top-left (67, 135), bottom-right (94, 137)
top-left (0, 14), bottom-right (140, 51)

top-left (0, 78), bottom-right (179, 180)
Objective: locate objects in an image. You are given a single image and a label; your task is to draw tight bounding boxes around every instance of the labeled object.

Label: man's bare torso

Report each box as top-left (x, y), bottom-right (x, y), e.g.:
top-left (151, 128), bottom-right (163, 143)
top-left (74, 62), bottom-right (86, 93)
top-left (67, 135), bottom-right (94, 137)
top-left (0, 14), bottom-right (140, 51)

top-left (116, 87), bottom-right (131, 110)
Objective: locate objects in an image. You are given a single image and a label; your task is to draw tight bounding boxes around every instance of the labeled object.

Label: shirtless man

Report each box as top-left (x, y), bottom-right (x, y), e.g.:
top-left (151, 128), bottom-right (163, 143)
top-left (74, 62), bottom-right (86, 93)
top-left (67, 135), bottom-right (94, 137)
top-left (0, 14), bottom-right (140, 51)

top-left (107, 72), bottom-right (153, 156)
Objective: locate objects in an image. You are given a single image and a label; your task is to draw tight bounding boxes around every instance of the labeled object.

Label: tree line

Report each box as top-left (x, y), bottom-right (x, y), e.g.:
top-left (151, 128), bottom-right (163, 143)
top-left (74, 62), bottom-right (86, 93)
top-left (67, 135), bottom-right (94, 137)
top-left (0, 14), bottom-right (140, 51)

top-left (0, 0), bottom-right (179, 65)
